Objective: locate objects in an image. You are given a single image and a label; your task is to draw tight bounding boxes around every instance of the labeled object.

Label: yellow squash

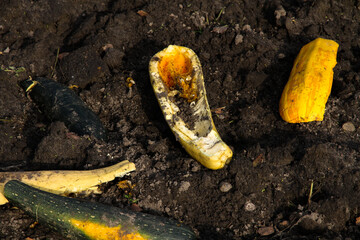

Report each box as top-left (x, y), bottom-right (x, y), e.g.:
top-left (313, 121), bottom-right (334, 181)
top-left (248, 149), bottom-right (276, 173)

top-left (0, 160), bottom-right (135, 205)
top-left (149, 45), bottom-right (232, 170)
top-left (279, 38), bottom-right (339, 123)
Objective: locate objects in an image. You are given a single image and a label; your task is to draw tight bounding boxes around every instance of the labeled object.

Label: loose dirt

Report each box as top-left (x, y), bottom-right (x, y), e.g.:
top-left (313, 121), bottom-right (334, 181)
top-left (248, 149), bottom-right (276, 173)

top-left (1, 0), bottom-right (360, 239)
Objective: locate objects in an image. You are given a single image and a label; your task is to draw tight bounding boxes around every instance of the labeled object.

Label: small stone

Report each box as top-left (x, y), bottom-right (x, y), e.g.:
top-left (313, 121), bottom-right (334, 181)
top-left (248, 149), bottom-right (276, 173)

top-left (242, 24), bottom-right (252, 32)
top-left (278, 53), bottom-right (286, 59)
top-left (191, 163), bottom-right (201, 172)
top-left (212, 25), bottom-right (228, 34)
top-left (274, 5), bottom-right (286, 20)
top-left (178, 181), bottom-right (191, 193)
top-left (235, 34), bottom-right (243, 45)
top-left (342, 122), bottom-right (355, 132)
top-left (244, 200), bottom-right (256, 212)
top-left (102, 43), bottom-right (113, 51)
top-left (3, 47), bottom-right (10, 53)
top-left (219, 181), bottom-right (232, 192)
top-left (191, 12), bottom-right (206, 29)
top-left (257, 226), bottom-right (275, 236)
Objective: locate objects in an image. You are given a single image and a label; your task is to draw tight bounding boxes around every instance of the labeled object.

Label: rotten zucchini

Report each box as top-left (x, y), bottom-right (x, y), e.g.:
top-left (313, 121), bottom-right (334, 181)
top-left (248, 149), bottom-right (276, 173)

top-left (149, 45), bottom-right (232, 170)
top-left (20, 77), bottom-right (107, 140)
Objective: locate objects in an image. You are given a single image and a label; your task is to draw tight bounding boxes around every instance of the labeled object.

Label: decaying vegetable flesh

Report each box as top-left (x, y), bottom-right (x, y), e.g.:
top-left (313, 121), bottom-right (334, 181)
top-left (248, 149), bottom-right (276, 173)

top-left (0, 160), bottom-right (135, 205)
top-left (157, 48), bottom-right (198, 102)
top-left (149, 45), bottom-right (232, 170)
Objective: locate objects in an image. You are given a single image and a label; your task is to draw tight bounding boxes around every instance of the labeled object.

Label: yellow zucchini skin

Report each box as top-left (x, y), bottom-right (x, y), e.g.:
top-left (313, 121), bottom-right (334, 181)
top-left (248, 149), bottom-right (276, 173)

top-left (279, 38), bottom-right (339, 123)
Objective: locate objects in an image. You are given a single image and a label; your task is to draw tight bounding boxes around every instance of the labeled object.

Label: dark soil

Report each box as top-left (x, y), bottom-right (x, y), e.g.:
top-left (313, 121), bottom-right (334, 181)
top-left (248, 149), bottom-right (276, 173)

top-left (1, 0), bottom-right (360, 239)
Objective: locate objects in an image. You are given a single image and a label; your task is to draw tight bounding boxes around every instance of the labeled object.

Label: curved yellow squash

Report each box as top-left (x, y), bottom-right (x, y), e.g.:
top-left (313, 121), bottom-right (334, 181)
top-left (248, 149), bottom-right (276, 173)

top-left (0, 160), bottom-right (135, 205)
top-left (149, 45), bottom-right (232, 170)
top-left (279, 38), bottom-right (339, 123)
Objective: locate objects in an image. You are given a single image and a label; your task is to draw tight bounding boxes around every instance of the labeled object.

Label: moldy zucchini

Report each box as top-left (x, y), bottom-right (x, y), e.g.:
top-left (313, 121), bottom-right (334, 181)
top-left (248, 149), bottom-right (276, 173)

top-left (149, 45), bottom-right (232, 170)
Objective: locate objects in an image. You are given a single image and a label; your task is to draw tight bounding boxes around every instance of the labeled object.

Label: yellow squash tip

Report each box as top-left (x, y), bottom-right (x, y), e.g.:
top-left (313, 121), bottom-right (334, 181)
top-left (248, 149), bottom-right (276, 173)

top-left (179, 129), bottom-right (233, 170)
top-left (149, 45), bottom-right (232, 170)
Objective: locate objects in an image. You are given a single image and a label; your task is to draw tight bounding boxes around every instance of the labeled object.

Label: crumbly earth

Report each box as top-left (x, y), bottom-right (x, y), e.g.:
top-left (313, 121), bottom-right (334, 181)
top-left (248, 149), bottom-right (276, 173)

top-left (1, 0), bottom-right (360, 239)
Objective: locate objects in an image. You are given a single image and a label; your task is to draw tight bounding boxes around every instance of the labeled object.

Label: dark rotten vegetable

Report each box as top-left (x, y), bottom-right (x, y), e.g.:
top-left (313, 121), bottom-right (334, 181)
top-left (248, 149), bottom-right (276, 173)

top-left (4, 180), bottom-right (196, 240)
top-left (20, 77), bottom-right (107, 140)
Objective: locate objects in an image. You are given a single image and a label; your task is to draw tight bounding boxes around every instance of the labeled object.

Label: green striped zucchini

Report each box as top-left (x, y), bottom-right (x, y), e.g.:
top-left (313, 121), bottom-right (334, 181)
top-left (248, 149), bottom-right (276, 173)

top-left (4, 180), bottom-right (196, 240)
